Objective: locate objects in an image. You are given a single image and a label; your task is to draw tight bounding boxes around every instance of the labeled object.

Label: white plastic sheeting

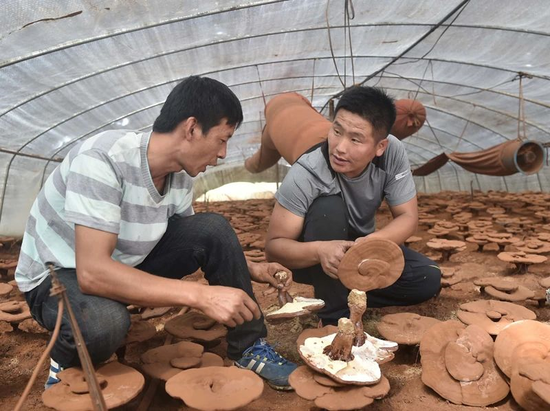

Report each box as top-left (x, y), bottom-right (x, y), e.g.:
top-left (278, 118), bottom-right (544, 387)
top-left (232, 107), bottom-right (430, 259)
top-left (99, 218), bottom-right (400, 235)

top-left (1, 0), bottom-right (549, 235)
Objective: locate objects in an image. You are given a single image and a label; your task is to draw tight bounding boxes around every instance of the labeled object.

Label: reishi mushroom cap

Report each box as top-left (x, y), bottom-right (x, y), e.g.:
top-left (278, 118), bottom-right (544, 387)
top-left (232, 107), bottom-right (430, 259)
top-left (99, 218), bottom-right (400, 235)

top-left (289, 365), bottom-right (391, 410)
top-left (0, 300), bottom-right (31, 322)
top-left (165, 366), bottom-right (264, 411)
top-left (338, 239), bottom-right (404, 292)
top-left (420, 321), bottom-right (509, 406)
top-left (164, 311), bottom-right (227, 342)
top-left (140, 340), bottom-right (204, 380)
top-left (457, 300), bottom-right (537, 336)
top-left (41, 361), bottom-right (144, 411)
top-left (377, 313), bottom-right (441, 345)
top-left (125, 321), bottom-right (157, 344)
top-left (494, 320), bottom-right (550, 379)
top-left (0, 282), bottom-right (13, 297)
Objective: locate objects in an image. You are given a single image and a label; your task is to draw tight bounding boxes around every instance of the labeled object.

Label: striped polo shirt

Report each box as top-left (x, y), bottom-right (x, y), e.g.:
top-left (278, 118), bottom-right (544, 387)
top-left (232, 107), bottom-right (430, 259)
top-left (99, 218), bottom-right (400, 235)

top-left (15, 130), bottom-right (194, 292)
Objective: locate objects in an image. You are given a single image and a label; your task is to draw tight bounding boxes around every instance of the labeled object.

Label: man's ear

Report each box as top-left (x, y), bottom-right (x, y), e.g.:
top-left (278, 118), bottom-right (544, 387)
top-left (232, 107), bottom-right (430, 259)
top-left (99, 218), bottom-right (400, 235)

top-left (177, 117), bottom-right (198, 141)
top-left (375, 138), bottom-right (389, 156)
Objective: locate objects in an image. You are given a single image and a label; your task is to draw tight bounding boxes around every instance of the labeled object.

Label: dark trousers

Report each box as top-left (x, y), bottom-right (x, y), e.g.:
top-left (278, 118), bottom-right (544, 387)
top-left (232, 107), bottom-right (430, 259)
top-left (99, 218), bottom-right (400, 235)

top-left (294, 195), bottom-right (441, 325)
top-left (25, 213), bottom-right (267, 368)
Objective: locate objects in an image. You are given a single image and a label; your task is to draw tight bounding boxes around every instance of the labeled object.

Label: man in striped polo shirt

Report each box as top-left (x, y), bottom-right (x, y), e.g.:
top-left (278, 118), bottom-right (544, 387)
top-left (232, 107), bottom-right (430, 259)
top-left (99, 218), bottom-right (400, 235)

top-left (16, 76), bottom-right (297, 391)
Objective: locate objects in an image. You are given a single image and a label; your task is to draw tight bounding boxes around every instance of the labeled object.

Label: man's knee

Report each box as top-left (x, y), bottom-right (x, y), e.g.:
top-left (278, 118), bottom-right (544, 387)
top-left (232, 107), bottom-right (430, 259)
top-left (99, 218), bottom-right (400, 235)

top-left (78, 300), bottom-right (131, 364)
top-left (416, 263), bottom-right (442, 301)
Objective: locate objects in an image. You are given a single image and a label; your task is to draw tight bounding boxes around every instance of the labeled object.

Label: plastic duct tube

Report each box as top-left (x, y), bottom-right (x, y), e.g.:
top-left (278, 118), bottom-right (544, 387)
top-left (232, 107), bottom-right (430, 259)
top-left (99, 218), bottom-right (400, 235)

top-left (245, 93), bottom-right (331, 173)
top-left (501, 140), bottom-right (546, 175)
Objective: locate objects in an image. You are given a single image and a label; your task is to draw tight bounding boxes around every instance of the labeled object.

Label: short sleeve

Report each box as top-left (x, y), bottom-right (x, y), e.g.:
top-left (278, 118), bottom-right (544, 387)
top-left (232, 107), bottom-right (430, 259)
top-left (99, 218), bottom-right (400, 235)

top-left (383, 138), bottom-right (416, 206)
top-left (275, 163), bottom-right (318, 217)
top-left (64, 150), bottom-right (123, 234)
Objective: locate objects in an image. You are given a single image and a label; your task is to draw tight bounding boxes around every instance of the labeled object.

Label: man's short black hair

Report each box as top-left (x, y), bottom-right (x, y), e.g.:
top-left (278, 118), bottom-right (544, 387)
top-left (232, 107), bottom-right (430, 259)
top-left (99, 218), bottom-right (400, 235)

top-left (153, 76), bottom-right (243, 135)
top-left (334, 86), bottom-right (396, 141)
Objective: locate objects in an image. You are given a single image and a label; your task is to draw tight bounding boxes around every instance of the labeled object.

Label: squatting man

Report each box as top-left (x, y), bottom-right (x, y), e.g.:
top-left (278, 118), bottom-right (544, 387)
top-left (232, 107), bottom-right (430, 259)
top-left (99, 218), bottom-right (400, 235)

top-left (16, 76), bottom-right (298, 391)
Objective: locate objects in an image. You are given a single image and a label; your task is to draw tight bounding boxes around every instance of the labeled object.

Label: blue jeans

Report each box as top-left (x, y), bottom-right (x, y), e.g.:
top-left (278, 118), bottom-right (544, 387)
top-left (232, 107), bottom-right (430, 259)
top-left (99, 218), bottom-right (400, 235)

top-left (25, 212), bottom-right (267, 368)
top-left (293, 195), bottom-right (442, 325)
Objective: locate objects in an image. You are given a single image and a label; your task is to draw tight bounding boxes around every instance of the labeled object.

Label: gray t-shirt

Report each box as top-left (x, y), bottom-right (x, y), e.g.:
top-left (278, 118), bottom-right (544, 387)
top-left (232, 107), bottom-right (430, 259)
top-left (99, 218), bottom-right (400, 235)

top-left (275, 135), bottom-right (416, 236)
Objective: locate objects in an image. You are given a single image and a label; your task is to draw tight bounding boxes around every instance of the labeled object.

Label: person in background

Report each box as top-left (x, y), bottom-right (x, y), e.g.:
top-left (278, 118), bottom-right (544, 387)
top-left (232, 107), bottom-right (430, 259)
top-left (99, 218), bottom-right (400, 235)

top-left (265, 86), bottom-right (441, 326)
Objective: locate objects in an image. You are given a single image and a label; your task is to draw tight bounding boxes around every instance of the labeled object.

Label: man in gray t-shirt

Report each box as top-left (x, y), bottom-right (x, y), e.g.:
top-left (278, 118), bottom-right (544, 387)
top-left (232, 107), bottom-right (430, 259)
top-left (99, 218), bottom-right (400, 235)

top-left (265, 86), bottom-right (441, 325)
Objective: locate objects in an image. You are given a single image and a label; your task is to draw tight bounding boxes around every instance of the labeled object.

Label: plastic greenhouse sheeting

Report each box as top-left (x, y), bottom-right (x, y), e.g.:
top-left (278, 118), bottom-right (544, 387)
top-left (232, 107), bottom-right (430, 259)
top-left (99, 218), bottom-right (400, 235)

top-left (1, 0), bottom-right (549, 236)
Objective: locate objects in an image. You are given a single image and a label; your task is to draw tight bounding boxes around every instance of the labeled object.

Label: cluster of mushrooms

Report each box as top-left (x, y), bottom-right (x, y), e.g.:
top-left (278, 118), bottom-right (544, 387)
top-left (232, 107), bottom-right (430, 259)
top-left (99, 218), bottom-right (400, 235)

top-left (290, 289), bottom-right (398, 410)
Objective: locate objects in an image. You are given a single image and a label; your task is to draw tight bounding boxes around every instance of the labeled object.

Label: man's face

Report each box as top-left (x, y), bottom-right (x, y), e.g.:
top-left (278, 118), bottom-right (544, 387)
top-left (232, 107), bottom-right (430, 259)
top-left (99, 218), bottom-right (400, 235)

top-left (327, 109), bottom-right (388, 178)
top-left (185, 118), bottom-right (235, 177)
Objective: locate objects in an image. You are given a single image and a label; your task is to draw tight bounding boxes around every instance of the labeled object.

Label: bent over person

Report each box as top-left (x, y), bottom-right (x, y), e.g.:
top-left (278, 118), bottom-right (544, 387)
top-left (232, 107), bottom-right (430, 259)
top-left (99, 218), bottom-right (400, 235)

top-left (16, 76), bottom-right (297, 390)
top-left (265, 86), bottom-right (441, 326)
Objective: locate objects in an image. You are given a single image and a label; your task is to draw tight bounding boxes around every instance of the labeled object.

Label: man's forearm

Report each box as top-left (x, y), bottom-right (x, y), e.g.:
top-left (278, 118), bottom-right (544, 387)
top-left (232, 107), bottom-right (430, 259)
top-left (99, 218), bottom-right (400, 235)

top-left (77, 259), bottom-right (203, 308)
top-left (265, 238), bottom-right (322, 269)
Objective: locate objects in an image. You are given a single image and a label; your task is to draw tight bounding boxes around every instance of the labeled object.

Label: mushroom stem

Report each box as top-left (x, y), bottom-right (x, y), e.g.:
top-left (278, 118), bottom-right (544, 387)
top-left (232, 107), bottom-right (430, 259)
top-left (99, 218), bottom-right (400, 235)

top-left (348, 290), bottom-right (367, 347)
top-left (274, 270), bottom-right (293, 307)
top-left (441, 250), bottom-right (451, 262)
top-left (513, 263), bottom-right (529, 274)
top-left (323, 318), bottom-right (355, 361)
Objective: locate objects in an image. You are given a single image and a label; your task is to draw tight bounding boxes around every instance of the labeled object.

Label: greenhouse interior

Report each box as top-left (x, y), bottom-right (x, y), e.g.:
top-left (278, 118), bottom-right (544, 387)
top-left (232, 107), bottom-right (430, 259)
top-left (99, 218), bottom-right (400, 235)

top-left (1, 1), bottom-right (550, 410)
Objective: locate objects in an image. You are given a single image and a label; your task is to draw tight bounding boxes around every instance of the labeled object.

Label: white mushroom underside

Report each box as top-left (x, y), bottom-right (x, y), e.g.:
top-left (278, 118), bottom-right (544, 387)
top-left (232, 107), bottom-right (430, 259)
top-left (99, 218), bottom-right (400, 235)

top-left (267, 297), bottom-right (324, 315)
top-left (299, 333), bottom-right (397, 384)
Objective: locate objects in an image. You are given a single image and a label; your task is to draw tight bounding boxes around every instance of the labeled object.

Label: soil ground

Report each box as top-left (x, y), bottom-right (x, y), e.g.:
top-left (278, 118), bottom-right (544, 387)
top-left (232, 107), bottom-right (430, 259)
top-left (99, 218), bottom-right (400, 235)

top-left (1, 193), bottom-right (548, 410)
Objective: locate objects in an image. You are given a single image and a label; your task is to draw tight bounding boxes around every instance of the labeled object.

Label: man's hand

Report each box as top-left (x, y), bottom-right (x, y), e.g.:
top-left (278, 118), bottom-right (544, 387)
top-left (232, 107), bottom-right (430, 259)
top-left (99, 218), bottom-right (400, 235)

top-left (248, 261), bottom-right (293, 292)
top-left (317, 240), bottom-right (355, 279)
top-left (198, 285), bottom-right (261, 328)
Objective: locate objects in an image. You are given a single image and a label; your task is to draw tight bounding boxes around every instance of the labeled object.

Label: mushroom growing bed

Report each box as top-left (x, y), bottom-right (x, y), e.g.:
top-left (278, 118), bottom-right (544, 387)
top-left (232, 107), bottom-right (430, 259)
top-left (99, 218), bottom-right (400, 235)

top-left (2, 193), bottom-right (550, 411)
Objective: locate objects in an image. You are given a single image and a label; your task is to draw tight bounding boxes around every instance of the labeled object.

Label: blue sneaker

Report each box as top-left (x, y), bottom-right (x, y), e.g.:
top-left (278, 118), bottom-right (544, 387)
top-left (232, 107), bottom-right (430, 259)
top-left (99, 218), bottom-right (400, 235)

top-left (45, 358), bottom-right (64, 390)
top-left (234, 338), bottom-right (297, 390)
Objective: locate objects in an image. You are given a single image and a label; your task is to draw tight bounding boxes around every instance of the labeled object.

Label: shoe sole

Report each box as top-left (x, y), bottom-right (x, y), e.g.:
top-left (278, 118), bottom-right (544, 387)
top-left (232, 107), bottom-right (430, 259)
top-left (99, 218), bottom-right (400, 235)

top-left (233, 361), bottom-right (294, 391)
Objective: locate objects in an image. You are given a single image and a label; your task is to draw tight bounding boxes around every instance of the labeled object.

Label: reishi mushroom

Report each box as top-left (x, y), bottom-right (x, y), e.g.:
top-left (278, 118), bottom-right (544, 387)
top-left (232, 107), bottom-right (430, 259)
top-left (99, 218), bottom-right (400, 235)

top-left (338, 239), bottom-right (404, 292)
top-left (426, 239), bottom-right (466, 262)
top-left (474, 277), bottom-right (535, 302)
top-left (420, 321), bottom-right (509, 406)
top-left (165, 366), bottom-right (264, 411)
top-left (164, 311), bottom-right (227, 342)
top-left (497, 251), bottom-right (547, 274)
top-left (377, 313), bottom-right (441, 345)
top-left (457, 300), bottom-right (537, 336)
top-left (41, 361), bottom-right (144, 411)
top-left (289, 365), bottom-right (391, 410)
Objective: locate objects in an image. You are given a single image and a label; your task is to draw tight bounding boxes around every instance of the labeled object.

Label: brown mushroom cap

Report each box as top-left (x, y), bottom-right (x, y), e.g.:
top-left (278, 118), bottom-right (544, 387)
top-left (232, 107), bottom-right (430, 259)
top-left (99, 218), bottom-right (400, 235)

top-left (426, 239), bottom-right (467, 252)
top-left (165, 366), bottom-right (264, 410)
top-left (420, 321), bottom-right (509, 406)
top-left (41, 361), bottom-right (144, 410)
top-left (540, 277), bottom-right (550, 289)
top-left (457, 300), bottom-right (537, 336)
top-left (265, 296), bottom-right (325, 322)
top-left (484, 285), bottom-right (535, 302)
top-left (474, 277), bottom-right (518, 291)
top-left (164, 311), bottom-right (227, 342)
top-left (140, 306), bottom-right (175, 320)
top-left (498, 251), bottom-right (547, 265)
top-left (377, 313), bottom-right (441, 345)
top-left (0, 282), bottom-right (13, 297)
top-left (141, 340), bottom-right (204, 380)
top-left (290, 365), bottom-right (390, 410)
top-left (289, 366), bottom-right (333, 400)
top-left (509, 345), bottom-right (550, 411)
top-left (125, 321), bottom-right (157, 344)
top-left (0, 300), bottom-right (31, 323)
top-left (494, 320), bottom-right (550, 379)
top-left (338, 239), bottom-right (404, 292)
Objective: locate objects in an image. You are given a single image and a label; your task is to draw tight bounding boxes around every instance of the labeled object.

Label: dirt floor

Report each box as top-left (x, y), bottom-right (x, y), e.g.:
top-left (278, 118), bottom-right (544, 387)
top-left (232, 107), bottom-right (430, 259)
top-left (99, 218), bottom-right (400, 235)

top-left (1, 192), bottom-right (549, 410)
